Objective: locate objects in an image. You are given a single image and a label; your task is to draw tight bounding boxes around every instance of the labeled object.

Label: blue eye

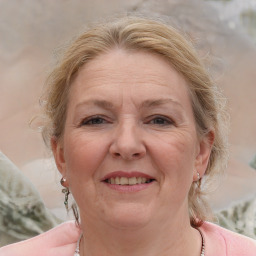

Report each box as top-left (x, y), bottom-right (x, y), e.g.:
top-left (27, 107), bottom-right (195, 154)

top-left (81, 116), bottom-right (107, 126)
top-left (148, 116), bottom-right (174, 126)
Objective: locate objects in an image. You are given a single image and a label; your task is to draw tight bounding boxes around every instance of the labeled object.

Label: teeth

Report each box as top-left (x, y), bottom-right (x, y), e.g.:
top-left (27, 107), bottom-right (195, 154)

top-left (120, 177), bottom-right (128, 185)
top-left (115, 177), bottom-right (120, 185)
top-left (129, 177), bottom-right (137, 185)
top-left (106, 177), bottom-right (153, 185)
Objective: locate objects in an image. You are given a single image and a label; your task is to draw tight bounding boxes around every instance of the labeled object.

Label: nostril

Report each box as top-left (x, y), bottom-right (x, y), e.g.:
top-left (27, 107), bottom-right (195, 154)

top-left (112, 152), bottom-right (142, 160)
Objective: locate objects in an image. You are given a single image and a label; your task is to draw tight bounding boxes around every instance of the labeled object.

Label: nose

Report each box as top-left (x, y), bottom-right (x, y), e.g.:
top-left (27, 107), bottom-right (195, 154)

top-left (109, 121), bottom-right (146, 160)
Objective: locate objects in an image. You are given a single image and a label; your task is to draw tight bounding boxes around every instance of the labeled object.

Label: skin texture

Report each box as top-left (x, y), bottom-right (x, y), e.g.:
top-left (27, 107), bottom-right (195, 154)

top-left (52, 49), bottom-right (213, 256)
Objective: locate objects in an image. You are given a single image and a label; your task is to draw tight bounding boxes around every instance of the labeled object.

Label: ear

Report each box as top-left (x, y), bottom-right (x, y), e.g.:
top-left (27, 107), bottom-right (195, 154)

top-left (193, 130), bottom-right (215, 181)
top-left (51, 137), bottom-right (67, 178)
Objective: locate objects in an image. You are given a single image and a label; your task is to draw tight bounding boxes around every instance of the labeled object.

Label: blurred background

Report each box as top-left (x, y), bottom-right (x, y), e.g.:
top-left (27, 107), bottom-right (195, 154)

top-left (0, 0), bottom-right (256, 246)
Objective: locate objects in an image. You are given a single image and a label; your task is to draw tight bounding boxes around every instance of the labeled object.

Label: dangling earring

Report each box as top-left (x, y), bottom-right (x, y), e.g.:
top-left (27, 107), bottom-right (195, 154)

top-left (197, 172), bottom-right (200, 181)
top-left (60, 177), bottom-right (70, 211)
top-left (196, 172), bottom-right (202, 188)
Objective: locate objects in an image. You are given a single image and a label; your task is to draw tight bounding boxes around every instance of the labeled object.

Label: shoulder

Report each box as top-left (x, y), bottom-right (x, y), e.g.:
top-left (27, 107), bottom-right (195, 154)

top-left (201, 221), bottom-right (256, 256)
top-left (0, 221), bottom-right (81, 256)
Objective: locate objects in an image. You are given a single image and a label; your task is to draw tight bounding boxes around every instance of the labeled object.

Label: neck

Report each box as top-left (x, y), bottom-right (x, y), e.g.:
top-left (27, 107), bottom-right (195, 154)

top-left (79, 212), bottom-right (202, 256)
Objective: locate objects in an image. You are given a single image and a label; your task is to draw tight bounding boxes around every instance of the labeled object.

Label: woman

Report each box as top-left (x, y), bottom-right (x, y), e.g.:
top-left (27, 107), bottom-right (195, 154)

top-left (1, 16), bottom-right (255, 256)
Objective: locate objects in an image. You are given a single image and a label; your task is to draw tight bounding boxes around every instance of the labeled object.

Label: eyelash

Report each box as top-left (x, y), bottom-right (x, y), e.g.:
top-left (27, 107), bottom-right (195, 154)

top-left (80, 115), bottom-right (174, 127)
top-left (146, 115), bottom-right (175, 126)
top-left (80, 115), bottom-right (109, 126)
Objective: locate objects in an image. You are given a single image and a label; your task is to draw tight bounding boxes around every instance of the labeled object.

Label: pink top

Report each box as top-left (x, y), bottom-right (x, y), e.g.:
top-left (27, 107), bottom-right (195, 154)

top-left (0, 221), bottom-right (255, 255)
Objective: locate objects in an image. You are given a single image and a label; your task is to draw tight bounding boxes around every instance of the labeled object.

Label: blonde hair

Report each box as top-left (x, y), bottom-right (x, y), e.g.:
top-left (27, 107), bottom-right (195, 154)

top-left (42, 16), bottom-right (228, 227)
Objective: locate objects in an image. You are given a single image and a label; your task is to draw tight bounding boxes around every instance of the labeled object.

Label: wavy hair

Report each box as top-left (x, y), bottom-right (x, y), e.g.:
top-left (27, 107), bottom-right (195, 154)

top-left (42, 15), bottom-right (228, 227)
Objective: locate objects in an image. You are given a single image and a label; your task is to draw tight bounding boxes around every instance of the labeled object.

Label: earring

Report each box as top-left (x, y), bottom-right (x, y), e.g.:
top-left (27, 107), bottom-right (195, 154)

top-left (60, 177), bottom-right (70, 211)
top-left (196, 172), bottom-right (202, 188)
top-left (197, 172), bottom-right (200, 181)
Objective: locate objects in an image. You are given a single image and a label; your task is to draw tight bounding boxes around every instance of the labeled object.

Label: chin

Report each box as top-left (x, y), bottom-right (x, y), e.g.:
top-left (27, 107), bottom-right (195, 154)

top-left (104, 202), bottom-right (152, 229)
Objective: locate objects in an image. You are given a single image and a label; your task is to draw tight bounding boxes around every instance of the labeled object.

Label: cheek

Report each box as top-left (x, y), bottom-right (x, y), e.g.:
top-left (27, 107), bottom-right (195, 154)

top-left (62, 133), bottom-right (110, 212)
top-left (63, 132), bottom-right (107, 186)
top-left (150, 132), bottom-right (196, 184)
top-left (149, 135), bottom-right (196, 209)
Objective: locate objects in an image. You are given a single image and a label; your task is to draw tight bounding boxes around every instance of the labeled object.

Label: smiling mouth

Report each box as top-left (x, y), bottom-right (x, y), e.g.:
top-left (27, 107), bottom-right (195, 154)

top-left (104, 177), bottom-right (155, 185)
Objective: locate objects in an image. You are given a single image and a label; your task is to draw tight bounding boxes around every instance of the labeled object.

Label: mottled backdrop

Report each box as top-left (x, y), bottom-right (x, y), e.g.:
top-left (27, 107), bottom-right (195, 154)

top-left (0, 0), bottom-right (256, 239)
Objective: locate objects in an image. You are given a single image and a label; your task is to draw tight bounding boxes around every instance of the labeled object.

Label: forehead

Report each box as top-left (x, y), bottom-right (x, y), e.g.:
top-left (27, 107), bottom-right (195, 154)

top-left (76, 49), bottom-right (182, 83)
top-left (69, 49), bottom-right (192, 109)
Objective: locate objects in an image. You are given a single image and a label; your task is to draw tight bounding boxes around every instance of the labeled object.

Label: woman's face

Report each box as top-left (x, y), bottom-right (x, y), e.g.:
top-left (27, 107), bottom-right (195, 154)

top-left (53, 49), bottom-right (212, 229)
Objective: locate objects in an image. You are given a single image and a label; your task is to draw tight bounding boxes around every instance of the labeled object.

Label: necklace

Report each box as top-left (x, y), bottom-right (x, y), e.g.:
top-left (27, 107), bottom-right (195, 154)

top-left (197, 227), bottom-right (205, 256)
top-left (74, 233), bottom-right (82, 256)
top-left (74, 228), bottom-right (205, 256)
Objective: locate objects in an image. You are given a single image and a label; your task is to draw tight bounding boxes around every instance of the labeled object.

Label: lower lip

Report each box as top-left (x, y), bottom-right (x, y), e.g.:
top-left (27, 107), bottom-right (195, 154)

top-left (103, 182), bottom-right (154, 192)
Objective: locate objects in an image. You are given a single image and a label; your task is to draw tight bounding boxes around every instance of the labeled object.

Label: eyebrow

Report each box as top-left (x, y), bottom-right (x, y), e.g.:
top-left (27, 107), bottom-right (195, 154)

top-left (141, 98), bottom-right (183, 109)
top-left (75, 99), bottom-right (114, 110)
top-left (75, 98), bottom-right (182, 110)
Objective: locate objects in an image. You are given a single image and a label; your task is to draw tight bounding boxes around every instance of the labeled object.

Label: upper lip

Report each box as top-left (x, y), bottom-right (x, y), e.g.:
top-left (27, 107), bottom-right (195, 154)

top-left (101, 171), bottom-right (155, 181)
